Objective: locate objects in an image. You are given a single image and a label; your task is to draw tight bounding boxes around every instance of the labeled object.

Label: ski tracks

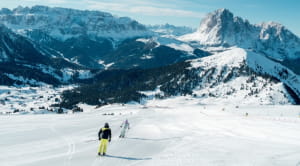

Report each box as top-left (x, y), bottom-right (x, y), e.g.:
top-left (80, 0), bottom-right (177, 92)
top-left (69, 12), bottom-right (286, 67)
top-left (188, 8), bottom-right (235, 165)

top-left (50, 124), bottom-right (76, 166)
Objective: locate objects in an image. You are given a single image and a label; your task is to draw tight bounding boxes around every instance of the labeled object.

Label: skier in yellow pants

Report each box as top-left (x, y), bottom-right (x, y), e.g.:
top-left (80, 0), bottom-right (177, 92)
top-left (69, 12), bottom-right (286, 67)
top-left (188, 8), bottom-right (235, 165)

top-left (98, 123), bottom-right (112, 156)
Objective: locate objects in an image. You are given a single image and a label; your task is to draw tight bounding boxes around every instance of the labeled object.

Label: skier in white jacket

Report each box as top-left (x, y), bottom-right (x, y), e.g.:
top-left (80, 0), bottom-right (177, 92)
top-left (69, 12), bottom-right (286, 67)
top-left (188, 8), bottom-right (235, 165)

top-left (119, 119), bottom-right (130, 138)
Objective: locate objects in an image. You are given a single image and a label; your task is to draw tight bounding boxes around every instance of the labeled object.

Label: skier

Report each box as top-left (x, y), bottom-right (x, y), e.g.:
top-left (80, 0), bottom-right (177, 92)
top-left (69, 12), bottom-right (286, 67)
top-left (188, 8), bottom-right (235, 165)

top-left (119, 119), bottom-right (130, 138)
top-left (98, 122), bottom-right (111, 156)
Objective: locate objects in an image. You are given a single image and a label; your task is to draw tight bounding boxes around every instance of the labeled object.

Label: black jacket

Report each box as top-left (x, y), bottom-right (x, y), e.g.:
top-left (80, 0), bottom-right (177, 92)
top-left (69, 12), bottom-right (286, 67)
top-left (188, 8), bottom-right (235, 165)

top-left (98, 128), bottom-right (111, 140)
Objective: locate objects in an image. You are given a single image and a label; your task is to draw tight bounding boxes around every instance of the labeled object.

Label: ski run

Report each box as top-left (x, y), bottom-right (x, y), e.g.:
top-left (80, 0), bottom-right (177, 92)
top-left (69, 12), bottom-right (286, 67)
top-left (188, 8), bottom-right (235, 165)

top-left (1, 98), bottom-right (300, 166)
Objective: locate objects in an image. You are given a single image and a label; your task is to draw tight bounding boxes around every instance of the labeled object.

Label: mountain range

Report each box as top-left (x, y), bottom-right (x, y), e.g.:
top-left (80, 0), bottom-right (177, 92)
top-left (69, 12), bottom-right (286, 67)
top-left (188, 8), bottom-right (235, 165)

top-left (179, 9), bottom-right (300, 73)
top-left (0, 5), bottom-right (299, 109)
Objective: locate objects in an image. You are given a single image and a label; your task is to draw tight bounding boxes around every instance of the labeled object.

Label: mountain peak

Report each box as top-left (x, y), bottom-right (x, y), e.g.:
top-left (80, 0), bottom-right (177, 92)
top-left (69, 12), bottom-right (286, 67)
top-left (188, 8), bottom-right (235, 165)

top-left (179, 8), bottom-right (300, 60)
top-left (261, 21), bottom-right (283, 27)
top-left (260, 21), bottom-right (285, 34)
top-left (188, 8), bottom-right (242, 45)
top-left (214, 8), bottom-right (234, 17)
top-left (198, 8), bottom-right (234, 31)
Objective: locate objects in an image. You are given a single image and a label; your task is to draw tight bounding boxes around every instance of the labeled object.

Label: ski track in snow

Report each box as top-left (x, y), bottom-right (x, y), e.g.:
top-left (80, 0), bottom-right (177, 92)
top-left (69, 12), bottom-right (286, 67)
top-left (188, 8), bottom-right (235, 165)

top-left (1, 103), bottom-right (300, 166)
top-left (49, 124), bottom-right (75, 166)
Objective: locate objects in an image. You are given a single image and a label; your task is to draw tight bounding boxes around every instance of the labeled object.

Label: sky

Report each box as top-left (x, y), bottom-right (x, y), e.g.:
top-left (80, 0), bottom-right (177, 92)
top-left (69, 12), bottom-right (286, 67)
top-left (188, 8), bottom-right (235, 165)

top-left (0, 0), bottom-right (299, 36)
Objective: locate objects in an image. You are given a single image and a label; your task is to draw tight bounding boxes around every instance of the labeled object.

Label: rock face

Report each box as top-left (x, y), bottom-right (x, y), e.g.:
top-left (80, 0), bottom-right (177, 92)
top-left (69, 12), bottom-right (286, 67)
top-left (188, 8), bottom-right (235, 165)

top-left (180, 8), bottom-right (300, 61)
top-left (0, 24), bottom-right (44, 63)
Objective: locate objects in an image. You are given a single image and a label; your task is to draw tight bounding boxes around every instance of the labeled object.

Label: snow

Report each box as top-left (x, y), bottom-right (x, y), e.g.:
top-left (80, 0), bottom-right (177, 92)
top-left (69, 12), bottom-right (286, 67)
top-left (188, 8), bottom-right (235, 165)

top-left (187, 47), bottom-right (298, 105)
top-left (0, 6), bottom-right (151, 41)
top-left (4, 73), bottom-right (46, 86)
top-left (0, 7), bottom-right (300, 166)
top-left (2, 37), bottom-right (14, 53)
top-left (1, 100), bottom-right (300, 166)
top-left (178, 9), bottom-right (300, 61)
top-left (99, 60), bottom-right (115, 70)
top-left (190, 47), bottom-right (245, 68)
top-left (166, 43), bottom-right (194, 52)
top-left (77, 70), bottom-right (94, 79)
top-left (156, 36), bottom-right (183, 46)
top-left (140, 54), bottom-right (154, 60)
top-left (140, 87), bottom-right (164, 102)
top-left (192, 76), bottom-right (292, 105)
top-left (246, 50), bottom-right (300, 97)
top-left (136, 38), bottom-right (151, 43)
top-left (0, 85), bottom-right (73, 114)
top-left (148, 24), bottom-right (196, 37)
top-left (0, 50), bottom-right (9, 62)
top-left (148, 36), bottom-right (196, 53)
top-left (19, 64), bottom-right (93, 83)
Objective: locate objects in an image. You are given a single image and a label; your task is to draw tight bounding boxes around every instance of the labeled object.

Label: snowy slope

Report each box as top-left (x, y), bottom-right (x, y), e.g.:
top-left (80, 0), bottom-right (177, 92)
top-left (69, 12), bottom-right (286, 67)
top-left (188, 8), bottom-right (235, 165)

top-left (0, 85), bottom-right (73, 114)
top-left (55, 46), bottom-right (299, 109)
top-left (186, 47), bottom-right (300, 105)
top-left (246, 51), bottom-right (300, 98)
top-left (1, 103), bottom-right (300, 166)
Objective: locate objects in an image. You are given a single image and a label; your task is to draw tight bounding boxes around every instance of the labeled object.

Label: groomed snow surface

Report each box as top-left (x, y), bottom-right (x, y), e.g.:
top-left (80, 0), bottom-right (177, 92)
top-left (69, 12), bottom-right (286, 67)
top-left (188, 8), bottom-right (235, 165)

top-left (1, 99), bottom-right (300, 166)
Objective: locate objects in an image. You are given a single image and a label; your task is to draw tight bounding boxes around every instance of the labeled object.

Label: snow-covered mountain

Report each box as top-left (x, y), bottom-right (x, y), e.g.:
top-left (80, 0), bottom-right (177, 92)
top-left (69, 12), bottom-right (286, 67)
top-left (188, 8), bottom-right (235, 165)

top-left (0, 24), bottom-right (96, 86)
top-left (148, 24), bottom-right (196, 37)
top-left (59, 46), bottom-right (300, 109)
top-left (0, 5), bottom-right (202, 86)
top-left (179, 8), bottom-right (300, 61)
top-left (0, 5), bottom-right (150, 40)
top-left (0, 24), bottom-right (47, 63)
top-left (0, 6), bottom-right (200, 69)
top-left (1, 6), bottom-right (300, 166)
top-left (188, 47), bottom-right (300, 105)
top-left (0, 6), bottom-right (299, 107)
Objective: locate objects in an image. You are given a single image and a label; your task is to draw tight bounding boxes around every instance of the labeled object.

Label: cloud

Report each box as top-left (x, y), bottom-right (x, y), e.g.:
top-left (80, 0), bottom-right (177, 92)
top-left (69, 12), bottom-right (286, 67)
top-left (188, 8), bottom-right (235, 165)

top-left (22, 0), bottom-right (67, 4)
top-left (130, 6), bottom-right (203, 18)
top-left (86, 0), bottom-right (204, 18)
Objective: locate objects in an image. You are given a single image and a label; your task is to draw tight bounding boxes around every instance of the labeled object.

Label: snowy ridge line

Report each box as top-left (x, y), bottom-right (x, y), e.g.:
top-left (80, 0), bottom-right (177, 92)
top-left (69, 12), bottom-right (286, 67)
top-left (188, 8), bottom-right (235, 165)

top-left (246, 51), bottom-right (300, 98)
top-left (0, 5), bottom-right (151, 41)
top-left (189, 47), bottom-right (245, 70)
top-left (192, 47), bottom-right (300, 99)
top-left (186, 47), bottom-right (294, 105)
top-left (148, 24), bottom-right (196, 37)
top-left (178, 8), bottom-right (300, 61)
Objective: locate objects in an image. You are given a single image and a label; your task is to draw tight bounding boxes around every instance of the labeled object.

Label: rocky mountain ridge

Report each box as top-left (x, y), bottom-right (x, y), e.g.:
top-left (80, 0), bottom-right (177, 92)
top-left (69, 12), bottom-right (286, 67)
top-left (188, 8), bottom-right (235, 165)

top-left (179, 8), bottom-right (300, 61)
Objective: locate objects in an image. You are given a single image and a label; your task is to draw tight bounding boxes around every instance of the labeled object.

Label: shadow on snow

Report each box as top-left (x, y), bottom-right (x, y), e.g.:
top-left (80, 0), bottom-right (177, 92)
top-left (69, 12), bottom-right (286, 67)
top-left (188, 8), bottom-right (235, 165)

top-left (105, 155), bottom-right (152, 160)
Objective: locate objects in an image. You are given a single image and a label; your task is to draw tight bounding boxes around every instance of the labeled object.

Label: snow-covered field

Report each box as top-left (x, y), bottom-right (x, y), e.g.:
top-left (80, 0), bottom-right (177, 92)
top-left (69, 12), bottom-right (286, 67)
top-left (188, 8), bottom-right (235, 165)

top-left (1, 98), bottom-right (300, 166)
top-left (0, 86), bottom-right (73, 114)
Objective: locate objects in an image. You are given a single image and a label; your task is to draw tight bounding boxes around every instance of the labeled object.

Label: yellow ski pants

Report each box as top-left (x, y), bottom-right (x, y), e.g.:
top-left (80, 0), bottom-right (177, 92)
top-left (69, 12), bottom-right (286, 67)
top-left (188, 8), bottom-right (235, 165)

top-left (98, 139), bottom-right (108, 154)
